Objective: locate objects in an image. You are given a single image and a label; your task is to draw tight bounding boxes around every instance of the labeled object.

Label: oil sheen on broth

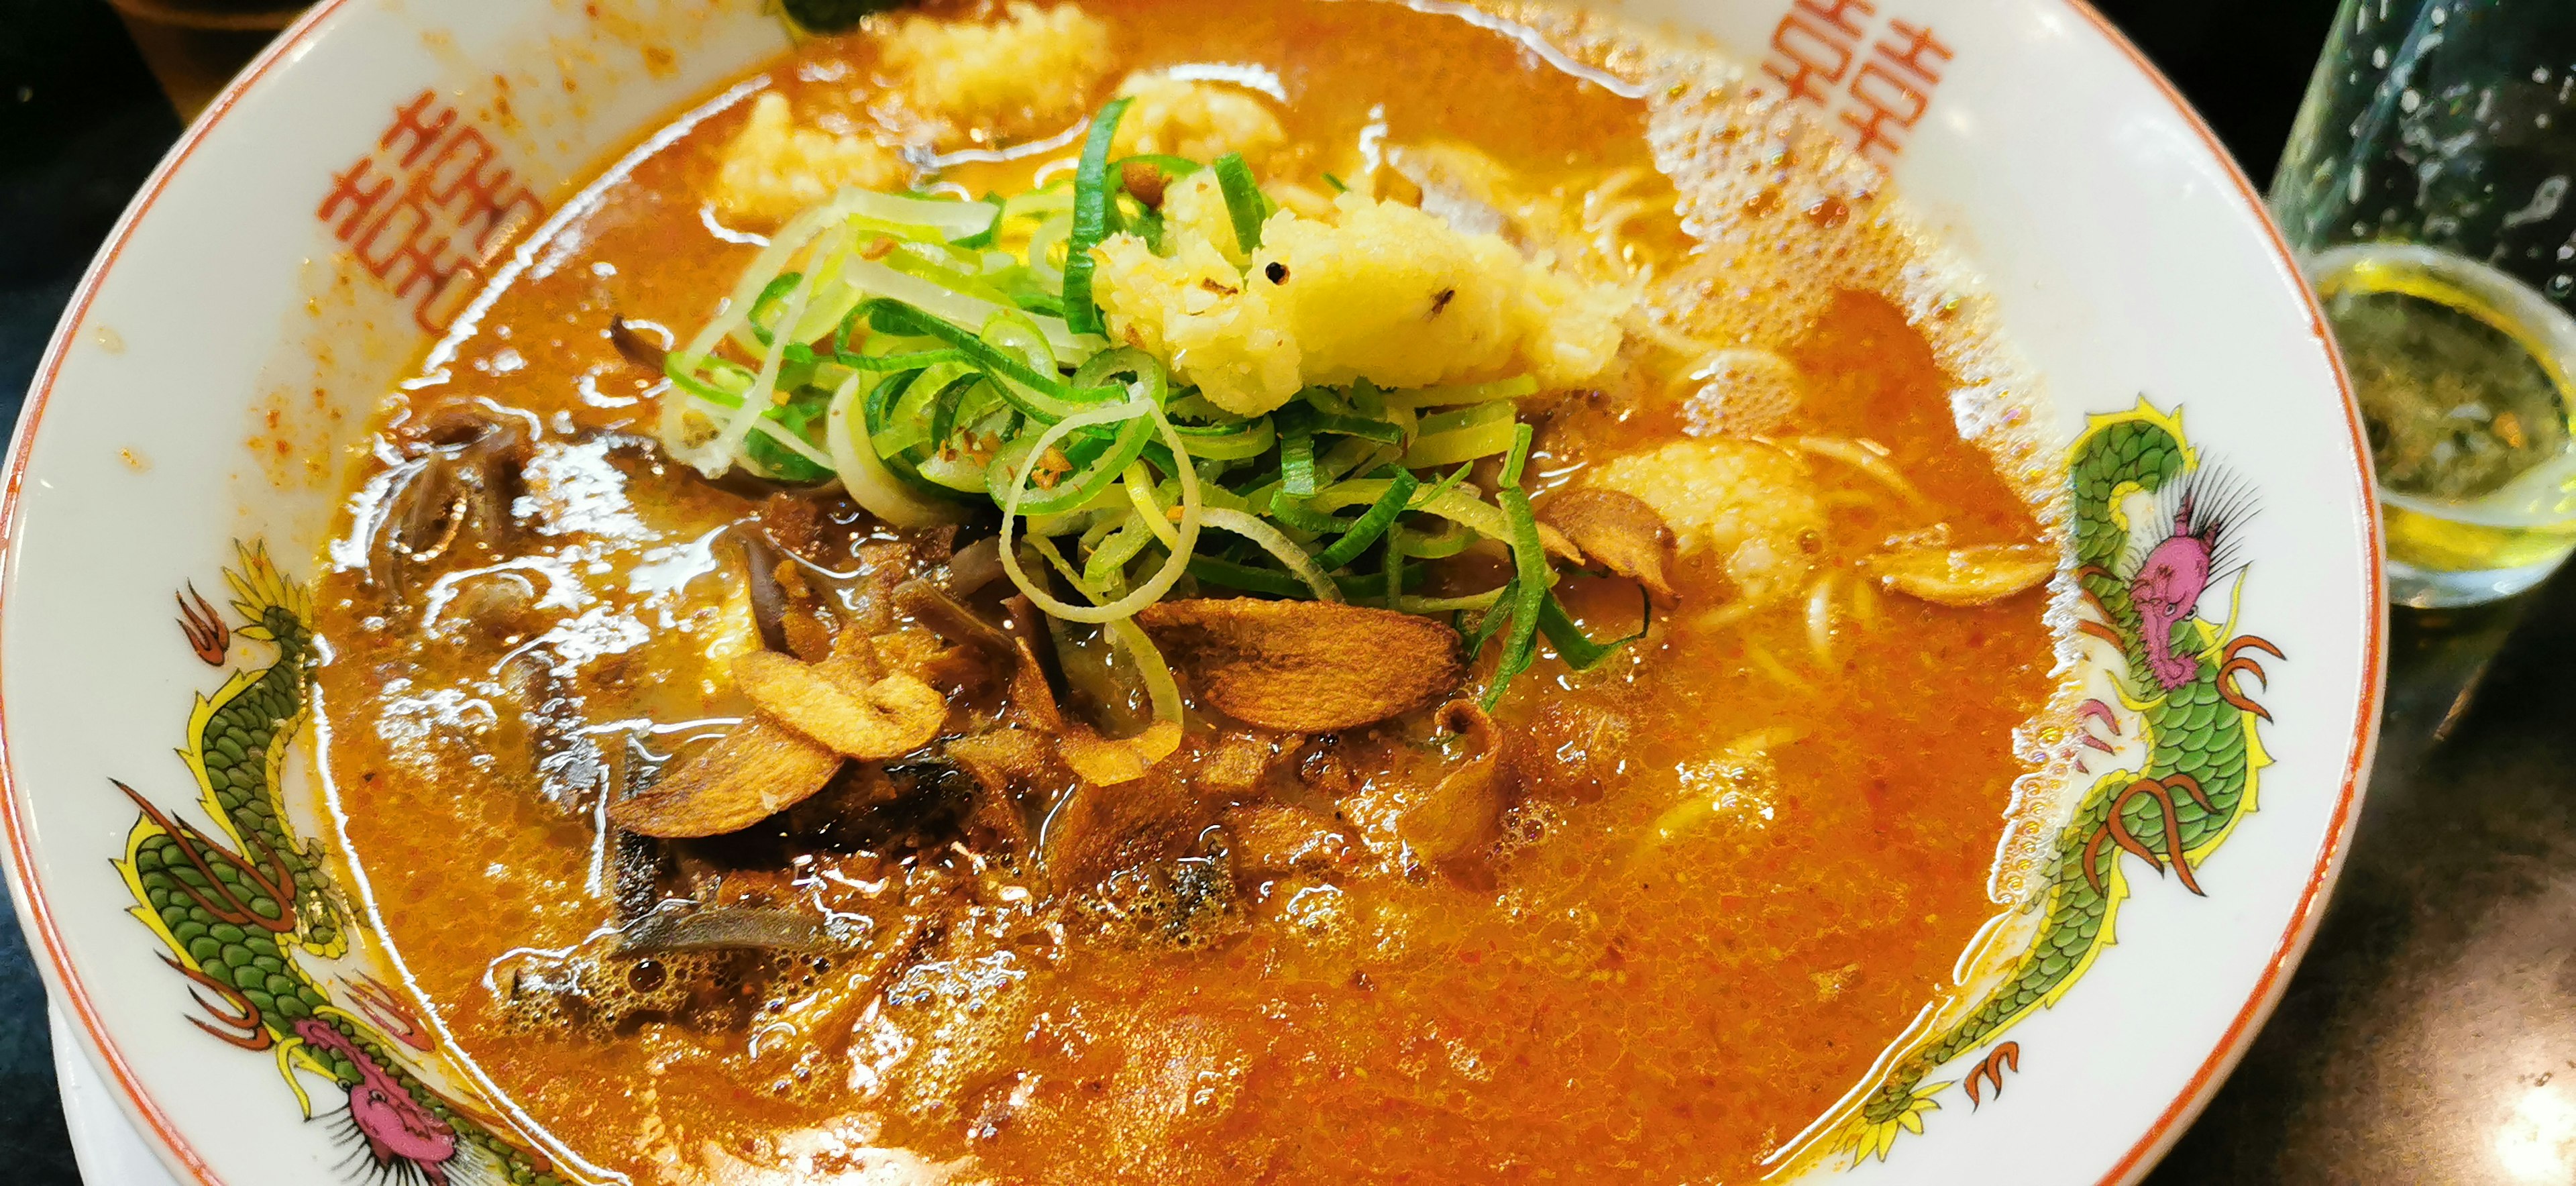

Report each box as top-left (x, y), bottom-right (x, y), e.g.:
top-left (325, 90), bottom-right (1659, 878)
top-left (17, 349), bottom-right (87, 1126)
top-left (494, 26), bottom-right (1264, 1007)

top-left (315, 1), bottom-right (2060, 1181)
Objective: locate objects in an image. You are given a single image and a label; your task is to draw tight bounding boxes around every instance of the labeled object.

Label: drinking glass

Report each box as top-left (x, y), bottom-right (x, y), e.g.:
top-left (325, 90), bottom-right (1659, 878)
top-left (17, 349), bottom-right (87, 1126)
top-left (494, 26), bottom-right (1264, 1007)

top-left (2273, 0), bottom-right (2576, 606)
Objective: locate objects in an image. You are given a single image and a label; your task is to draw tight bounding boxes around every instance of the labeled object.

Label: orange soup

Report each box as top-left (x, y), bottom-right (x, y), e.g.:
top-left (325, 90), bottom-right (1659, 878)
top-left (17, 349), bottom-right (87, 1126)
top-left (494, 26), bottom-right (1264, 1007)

top-left (313, 0), bottom-right (2060, 1181)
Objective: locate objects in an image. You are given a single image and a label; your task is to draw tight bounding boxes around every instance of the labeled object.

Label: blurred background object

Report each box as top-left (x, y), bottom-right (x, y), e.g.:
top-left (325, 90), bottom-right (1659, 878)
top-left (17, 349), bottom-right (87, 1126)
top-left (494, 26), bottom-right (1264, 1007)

top-left (2274, 1), bottom-right (2576, 606)
top-left (0, 5), bottom-right (175, 1177)
top-left (104, 0), bottom-right (308, 119)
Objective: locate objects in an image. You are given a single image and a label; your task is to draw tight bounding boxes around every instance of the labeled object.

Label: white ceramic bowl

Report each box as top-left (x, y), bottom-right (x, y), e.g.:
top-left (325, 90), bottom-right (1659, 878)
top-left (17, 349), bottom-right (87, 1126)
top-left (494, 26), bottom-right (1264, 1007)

top-left (1, 1), bottom-right (2380, 1183)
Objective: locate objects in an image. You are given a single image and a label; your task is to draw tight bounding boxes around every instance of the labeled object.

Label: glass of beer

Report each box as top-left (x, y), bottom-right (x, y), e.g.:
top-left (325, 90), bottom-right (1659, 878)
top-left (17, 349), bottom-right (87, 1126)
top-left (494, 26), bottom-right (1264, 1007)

top-left (2273, 0), bottom-right (2576, 606)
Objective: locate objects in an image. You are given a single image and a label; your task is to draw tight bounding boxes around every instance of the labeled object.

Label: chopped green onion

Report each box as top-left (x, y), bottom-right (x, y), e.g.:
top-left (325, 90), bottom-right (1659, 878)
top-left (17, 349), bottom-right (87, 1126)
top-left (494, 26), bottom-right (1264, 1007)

top-left (1187, 555), bottom-right (1309, 598)
top-left (1393, 519), bottom-right (1475, 560)
top-left (745, 272), bottom-right (805, 346)
top-left (988, 412), bottom-right (1154, 518)
top-left (1484, 484), bottom-right (1550, 709)
top-left (1501, 422), bottom-right (1536, 488)
top-left (701, 224), bottom-right (843, 475)
top-left (826, 371), bottom-right (965, 527)
top-left (1280, 417), bottom-right (1318, 497)
top-left (1106, 613), bottom-right (1186, 730)
top-left (744, 393), bottom-right (833, 482)
top-left (877, 245), bottom-right (1016, 310)
top-left (922, 372), bottom-right (983, 461)
top-left (1000, 186), bottom-right (1077, 223)
top-left (1397, 585), bottom-right (1511, 614)
top-left (1314, 469), bottom-right (1420, 570)
top-left (1267, 490), bottom-right (1352, 535)
top-left (1393, 376), bottom-right (1540, 409)
top-left (1123, 462), bottom-right (1181, 551)
top-left (1000, 399), bottom-right (1203, 625)
top-left (687, 189), bottom-right (868, 364)
top-left (1072, 346), bottom-right (1170, 409)
top-left (1213, 152), bottom-right (1269, 255)
top-left (1312, 479), bottom-right (1509, 544)
top-left (837, 190), bottom-right (1002, 241)
top-left (1062, 97), bottom-right (1134, 337)
top-left (1316, 436), bottom-right (1392, 486)
top-left (857, 299), bottom-right (1113, 421)
top-left (1415, 401), bottom-right (1514, 437)
top-left (1464, 578), bottom-right (1518, 659)
top-left (845, 257), bottom-right (1101, 360)
top-left (1085, 514), bottom-right (1159, 590)
top-left (1125, 201), bottom-right (1169, 253)
top-left (1201, 507), bottom-right (1341, 602)
top-left (1303, 410), bottom-right (1405, 445)
top-left (1400, 417), bottom-right (1521, 470)
top-left (1536, 585), bottom-right (1648, 671)
top-left (951, 191), bottom-right (1006, 248)
top-left (1383, 526), bottom-right (1406, 608)
top-left (1169, 416), bottom-right (1276, 461)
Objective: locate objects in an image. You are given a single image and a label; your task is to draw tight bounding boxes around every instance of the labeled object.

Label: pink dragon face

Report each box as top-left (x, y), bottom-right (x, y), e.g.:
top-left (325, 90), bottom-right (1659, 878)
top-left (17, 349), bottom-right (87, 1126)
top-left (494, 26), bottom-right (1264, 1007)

top-left (294, 1018), bottom-right (459, 1183)
top-left (350, 1080), bottom-right (460, 1181)
top-left (2131, 528), bottom-right (2212, 692)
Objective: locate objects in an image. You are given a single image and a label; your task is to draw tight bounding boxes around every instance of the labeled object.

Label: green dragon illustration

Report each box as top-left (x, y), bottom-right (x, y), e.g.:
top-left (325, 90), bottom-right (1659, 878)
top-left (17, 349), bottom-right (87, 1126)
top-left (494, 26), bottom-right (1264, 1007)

top-left (1813, 399), bottom-right (2283, 1164)
top-left (117, 543), bottom-right (571, 1186)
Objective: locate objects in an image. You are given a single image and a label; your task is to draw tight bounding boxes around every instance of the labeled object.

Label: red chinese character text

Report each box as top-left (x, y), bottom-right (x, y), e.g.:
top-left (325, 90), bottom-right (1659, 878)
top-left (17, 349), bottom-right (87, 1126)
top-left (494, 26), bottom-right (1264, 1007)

top-left (1760, 0), bottom-right (1878, 105)
top-left (1874, 18), bottom-right (1953, 83)
top-left (317, 89), bottom-right (546, 333)
top-left (380, 90), bottom-right (459, 169)
top-left (1840, 21), bottom-right (1949, 162)
top-left (316, 158), bottom-right (393, 239)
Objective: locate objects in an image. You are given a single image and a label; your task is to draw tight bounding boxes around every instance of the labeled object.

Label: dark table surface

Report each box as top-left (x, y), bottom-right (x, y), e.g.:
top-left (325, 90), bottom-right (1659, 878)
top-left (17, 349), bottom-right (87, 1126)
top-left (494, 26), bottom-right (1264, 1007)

top-left (2, 1), bottom-right (2566, 1182)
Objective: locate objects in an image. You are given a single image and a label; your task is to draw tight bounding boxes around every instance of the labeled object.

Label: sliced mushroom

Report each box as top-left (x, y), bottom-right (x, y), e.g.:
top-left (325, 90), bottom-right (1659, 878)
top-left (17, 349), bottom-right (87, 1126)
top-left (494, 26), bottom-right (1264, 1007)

top-left (739, 532), bottom-right (804, 658)
top-left (366, 407), bottom-right (531, 592)
top-left (940, 535), bottom-right (1006, 596)
top-left (607, 717), bottom-right (844, 839)
top-left (1136, 598), bottom-right (1462, 733)
top-left (1538, 488), bottom-right (1678, 605)
top-left (609, 316), bottom-right (671, 373)
top-left (733, 651), bottom-right (947, 761)
top-left (894, 577), bottom-right (1016, 659)
top-left (1398, 701), bottom-right (1507, 865)
top-left (1869, 543), bottom-right (2056, 607)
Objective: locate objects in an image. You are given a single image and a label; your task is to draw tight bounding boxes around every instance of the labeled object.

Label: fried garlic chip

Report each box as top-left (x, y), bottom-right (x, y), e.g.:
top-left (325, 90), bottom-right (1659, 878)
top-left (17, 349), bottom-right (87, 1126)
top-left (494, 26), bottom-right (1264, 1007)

top-left (1539, 488), bottom-right (1678, 605)
top-left (608, 717), bottom-right (844, 839)
top-left (1137, 598), bottom-right (1462, 733)
top-left (734, 651), bottom-right (948, 761)
top-left (1399, 700), bottom-right (1505, 865)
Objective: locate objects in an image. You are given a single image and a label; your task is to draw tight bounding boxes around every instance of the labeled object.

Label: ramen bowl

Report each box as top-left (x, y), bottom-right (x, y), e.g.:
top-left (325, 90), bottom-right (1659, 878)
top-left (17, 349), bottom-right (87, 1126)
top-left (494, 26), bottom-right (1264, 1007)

top-left (1, 1), bottom-right (2378, 1183)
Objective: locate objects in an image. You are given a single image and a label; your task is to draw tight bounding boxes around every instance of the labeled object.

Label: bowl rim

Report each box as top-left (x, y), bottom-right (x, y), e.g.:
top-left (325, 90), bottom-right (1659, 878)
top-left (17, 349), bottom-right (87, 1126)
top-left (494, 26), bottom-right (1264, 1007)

top-left (0, 1), bottom-right (2386, 1183)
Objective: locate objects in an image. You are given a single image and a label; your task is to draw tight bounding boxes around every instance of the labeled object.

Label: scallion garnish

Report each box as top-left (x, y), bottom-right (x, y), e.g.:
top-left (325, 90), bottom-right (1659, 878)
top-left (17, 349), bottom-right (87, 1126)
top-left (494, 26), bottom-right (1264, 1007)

top-left (1314, 469), bottom-right (1419, 570)
top-left (661, 98), bottom-right (1645, 733)
top-left (1061, 97), bottom-right (1134, 337)
top-left (1213, 152), bottom-right (1269, 255)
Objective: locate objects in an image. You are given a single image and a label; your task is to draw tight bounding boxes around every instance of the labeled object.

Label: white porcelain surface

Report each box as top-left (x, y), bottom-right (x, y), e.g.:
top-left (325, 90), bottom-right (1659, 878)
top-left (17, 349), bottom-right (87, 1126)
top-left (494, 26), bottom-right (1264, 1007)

top-left (1, 1), bottom-right (2379, 1184)
top-left (52, 1006), bottom-right (182, 1186)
